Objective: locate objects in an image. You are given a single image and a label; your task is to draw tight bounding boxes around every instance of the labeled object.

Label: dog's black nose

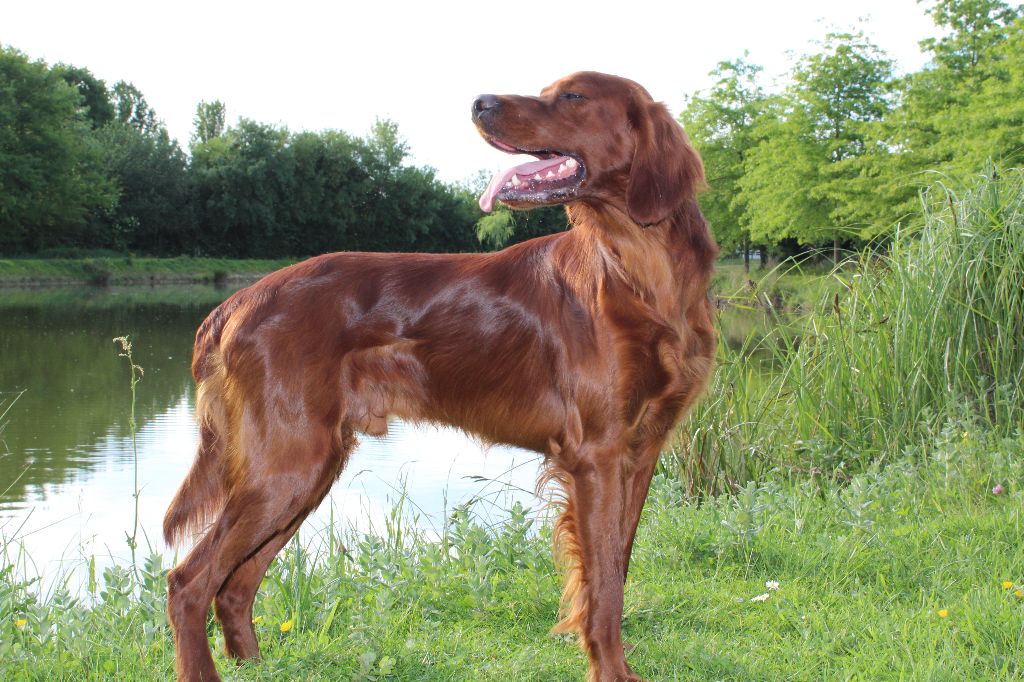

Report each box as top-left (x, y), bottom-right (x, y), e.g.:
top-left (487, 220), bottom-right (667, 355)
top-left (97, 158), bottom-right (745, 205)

top-left (472, 94), bottom-right (500, 120)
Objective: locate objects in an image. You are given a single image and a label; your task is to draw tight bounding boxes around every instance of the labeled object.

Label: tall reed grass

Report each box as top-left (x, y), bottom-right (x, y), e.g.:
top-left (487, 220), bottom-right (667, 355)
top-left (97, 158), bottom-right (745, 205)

top-left (677, 168), bottom-right (1024, 494)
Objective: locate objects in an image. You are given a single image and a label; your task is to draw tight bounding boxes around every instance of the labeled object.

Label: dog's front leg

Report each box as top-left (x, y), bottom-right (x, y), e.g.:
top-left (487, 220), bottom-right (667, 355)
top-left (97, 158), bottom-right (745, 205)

top-left (556, 448), bottom-right (646, 682)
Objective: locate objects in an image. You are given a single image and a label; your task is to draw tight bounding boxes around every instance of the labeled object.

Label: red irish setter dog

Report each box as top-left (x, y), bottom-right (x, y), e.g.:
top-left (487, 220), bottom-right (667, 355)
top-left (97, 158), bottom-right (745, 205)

top-left (164, 71), bottom-right (717, 682)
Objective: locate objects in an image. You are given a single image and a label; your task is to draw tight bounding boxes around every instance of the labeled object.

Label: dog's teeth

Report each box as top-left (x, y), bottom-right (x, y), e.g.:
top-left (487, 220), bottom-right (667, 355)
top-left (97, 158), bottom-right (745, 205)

top-left (566, 158), bottom-right (578, 168)
top-left (511, 175), bottom-right (521, 187)
top-left (534, 174), bottom-right (542, 180)
top-left (558, 163), bottom-right (566, 173)
top-left (547, 170), bottom-right (555, 178)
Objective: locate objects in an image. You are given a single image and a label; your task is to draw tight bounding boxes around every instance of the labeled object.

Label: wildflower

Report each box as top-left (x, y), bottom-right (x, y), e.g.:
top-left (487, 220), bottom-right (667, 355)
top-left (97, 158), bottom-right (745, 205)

top-left (15, 619), bottom-right (26, 629)
top-left (279, 618), bottom-right (294, 633)
top-left (1002, 581), bottom-right (1015, 590)
top-left (766, 580), bottom-right (780, 591)
top-left (992, 484), bottom-right (1004, 495)
top-left (1015, 590), bottom-right (1024, 599)
top-left (962, 431), bottom-right (969, 441)
top-left (750, 593), bottom-right (771, 603)
top-left (937, 609), bottom-right (949, 618)
top-left (252, 615), bottom-right (264, 624)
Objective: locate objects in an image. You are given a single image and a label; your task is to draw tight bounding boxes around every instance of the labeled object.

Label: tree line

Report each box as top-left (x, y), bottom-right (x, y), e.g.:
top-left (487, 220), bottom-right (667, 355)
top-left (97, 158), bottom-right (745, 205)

top-left (680, 0), bottom-right (1024, 266)
top-left (0, 52), bottom-right (482, 257)
top-left (2, 0), bottom-right (1021, 260)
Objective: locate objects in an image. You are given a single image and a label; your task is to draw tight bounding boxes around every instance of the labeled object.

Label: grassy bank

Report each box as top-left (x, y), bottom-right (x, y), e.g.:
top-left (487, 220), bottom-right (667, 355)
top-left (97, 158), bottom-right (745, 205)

top-left (0, 256), bottom-right (296, 286)
top-left (2, 423), bottom-right (1021, 680)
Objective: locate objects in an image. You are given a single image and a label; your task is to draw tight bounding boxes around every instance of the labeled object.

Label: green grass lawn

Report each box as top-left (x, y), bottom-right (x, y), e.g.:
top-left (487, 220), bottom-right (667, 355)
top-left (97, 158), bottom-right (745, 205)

top-left (3, 421), bottom-right (1021, 681)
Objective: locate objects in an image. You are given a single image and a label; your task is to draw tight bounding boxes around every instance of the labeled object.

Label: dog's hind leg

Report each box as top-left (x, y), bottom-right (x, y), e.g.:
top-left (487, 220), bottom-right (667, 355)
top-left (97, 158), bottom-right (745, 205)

top-left (167, 425), bottom-right (351, 681)
top-left (214, 425), bottom-right (356, 661)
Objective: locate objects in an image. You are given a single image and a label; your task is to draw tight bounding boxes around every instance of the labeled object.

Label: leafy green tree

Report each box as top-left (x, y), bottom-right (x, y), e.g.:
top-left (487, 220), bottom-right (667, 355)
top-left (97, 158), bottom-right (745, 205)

top-left (680, 56), bottom-right (766, 269)
top-left (366, 118), bottom-right (408, 171)
top-left (282, 129), bottom-right (363, 254)
top-left (191, 100), bottom-right (225, 147)
top-left (920, 0), bottom-right (1021, 72)
top-left (799, 33), bottom-right (896, 246)
top-left (340, 120), bottom-right (479, 253)
top-left (112, 81), bottom-right (160, 137)
top-left (887, 1), bottom-right (1023, 178)
top-left (190, 117), bottom-right (482, 257)
top-left (738, 98), bottom-right (831, 250)
top-left (739, 32), bottom-right (895, 256)
top-left (191, 118), bottom-right (293, 256)
top-left (52, 63), bottom-right (114, 128)
top-left (960, 16), bottom-right (1024, 169)
top-left (0, 46), bottom-right (114, 253)
top-left (91, 122), bottom-right (195, 254)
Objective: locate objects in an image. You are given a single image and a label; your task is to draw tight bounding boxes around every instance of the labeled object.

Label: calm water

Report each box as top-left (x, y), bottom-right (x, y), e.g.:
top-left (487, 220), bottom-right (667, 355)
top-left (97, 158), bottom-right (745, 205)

top-left (0, 285), bottom-right (540, 588)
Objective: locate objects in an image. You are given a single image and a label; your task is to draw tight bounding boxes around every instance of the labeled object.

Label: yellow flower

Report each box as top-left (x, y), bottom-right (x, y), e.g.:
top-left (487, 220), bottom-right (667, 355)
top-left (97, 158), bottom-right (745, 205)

top-left (1015, 590), bottom-right (1024, 599)
top-left (279, 618), bottom-right (294, 633)
top-left (1002, 581), bottom-right (1015, 589)
top-left (252, 615), bottom-right (264, 625)
top-left (15, 619), bottom-right (27, 628)
top-left (937, 609), bottom-right (949, 618)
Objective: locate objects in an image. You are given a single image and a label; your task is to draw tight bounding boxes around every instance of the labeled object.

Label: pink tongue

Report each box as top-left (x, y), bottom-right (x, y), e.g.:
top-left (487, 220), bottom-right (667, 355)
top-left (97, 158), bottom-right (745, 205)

top-left (479, 156), bottom-right (572, 212)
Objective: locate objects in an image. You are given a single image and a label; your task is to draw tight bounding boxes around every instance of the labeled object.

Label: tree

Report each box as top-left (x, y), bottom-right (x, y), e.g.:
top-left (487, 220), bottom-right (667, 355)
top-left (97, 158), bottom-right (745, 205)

top-left (366, 118), bottom-right (408, 171)
top-left (680, 56), bottom-right (766, 270)
top-left (91, 122), bottom-right (195, 254)
top-left (191, 100), bottom-right (226, 147)
top-left (797, 33), bottom-right (896, 247)
top-left (191, 118), bottom-right (293, 256)
top-left (738, 32), bottom-right (895, 256)
top-left (112, 81), bottom-right (160, 137)
top-left (960, 16), bottom-right (1024, 170)
top-left (0, 47), bottom-right (114, 253)
top-left (920, 0), bottom-right (1020, 72)
top-left (52, 63), bottom-right (114, 128)
top-left (887, 1), bottom-right (1023, 177)
top-left (738, 99), bottom-right (831, 250)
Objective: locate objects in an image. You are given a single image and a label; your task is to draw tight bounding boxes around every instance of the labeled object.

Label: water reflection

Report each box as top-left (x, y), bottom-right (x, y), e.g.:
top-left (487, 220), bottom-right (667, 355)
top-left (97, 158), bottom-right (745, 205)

top-left (0, 286), bottom-right (540, 586)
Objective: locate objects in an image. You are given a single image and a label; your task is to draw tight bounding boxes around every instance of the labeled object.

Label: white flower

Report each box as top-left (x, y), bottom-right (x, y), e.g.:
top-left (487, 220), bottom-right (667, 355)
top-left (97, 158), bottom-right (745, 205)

top-left (766, 580), bottom-right (780, 591)
top-left (750, 593), bottom-right (771, 602)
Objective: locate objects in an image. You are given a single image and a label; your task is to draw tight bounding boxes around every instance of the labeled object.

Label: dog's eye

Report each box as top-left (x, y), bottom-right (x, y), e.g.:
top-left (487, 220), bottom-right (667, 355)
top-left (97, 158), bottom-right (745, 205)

top-left (559, 92), bottom-right (586, 101)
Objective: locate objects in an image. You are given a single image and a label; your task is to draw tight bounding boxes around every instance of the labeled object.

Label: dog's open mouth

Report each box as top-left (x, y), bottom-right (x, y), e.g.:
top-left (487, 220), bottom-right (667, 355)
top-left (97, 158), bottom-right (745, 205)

top-left (478, 139), bottom-right (585, 213)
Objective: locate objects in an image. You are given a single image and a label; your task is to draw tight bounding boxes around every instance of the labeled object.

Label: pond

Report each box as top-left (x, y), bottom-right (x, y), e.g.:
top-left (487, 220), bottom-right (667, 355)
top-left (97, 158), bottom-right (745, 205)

top-left (0, 284), bottom-right (542, 589)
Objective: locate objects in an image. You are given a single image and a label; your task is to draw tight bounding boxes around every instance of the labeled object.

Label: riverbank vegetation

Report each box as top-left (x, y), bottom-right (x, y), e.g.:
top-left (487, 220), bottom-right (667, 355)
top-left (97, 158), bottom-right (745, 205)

top-left (678, 168), bottom-right (1024, 495)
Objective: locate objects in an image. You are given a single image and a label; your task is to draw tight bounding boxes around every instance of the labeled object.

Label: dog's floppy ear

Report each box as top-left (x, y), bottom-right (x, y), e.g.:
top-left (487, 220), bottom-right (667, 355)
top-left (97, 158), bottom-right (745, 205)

top-left (626, 100), bottom-right (705, 226)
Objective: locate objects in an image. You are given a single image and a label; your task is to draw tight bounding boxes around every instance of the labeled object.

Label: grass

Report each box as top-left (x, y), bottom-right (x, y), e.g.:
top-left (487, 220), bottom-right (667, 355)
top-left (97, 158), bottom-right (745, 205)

top-left (2, 420), bottom-right (1021, 680)
top-left (0, 256), bottom-right (296, 286)
top-left (713, 258), bottom-right (845, 314)
top-left (2, 169), bottom-right (1023, 679)
top-left (679, 168), bottom-right (1024, 494)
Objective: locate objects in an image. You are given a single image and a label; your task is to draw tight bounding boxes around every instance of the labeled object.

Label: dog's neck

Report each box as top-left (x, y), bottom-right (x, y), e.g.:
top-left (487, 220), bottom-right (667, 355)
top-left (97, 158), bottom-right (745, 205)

top-left (557, 200), bottom-right (716, 321)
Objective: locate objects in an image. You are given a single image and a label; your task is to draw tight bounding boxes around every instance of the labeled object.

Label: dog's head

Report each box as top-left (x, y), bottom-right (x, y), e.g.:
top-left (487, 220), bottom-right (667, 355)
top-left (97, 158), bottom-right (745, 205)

top-left (473, 71), bottom-right (704, 226)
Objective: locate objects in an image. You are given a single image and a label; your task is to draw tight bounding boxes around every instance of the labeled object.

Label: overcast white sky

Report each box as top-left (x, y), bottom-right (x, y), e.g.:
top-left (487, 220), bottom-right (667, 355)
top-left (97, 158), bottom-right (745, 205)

top-left (5, 0), bottom-right (940, 184)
